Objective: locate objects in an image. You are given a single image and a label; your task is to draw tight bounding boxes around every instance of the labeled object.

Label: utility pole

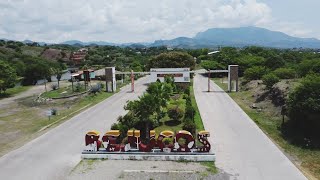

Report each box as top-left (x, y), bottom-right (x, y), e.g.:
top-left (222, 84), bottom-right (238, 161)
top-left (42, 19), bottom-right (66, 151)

top-left (208, 71), bottom-right (210, 92)
top-left (131, 70), bottom-right (134, 92)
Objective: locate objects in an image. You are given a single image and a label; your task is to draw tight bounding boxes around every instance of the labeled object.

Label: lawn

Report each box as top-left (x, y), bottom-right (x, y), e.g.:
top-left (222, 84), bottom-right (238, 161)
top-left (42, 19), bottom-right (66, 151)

top-left (212, 78), bottom-right (320, 180)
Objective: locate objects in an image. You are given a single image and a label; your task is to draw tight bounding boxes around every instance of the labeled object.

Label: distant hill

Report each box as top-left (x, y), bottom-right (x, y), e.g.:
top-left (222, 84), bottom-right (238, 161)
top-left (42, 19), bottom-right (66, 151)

top-left (2, 26), bottom-right (320, 48)
top-left (149, 27), bottom-right (320, 48)
top-left (191, 26), bottom-right (320, 48)
top-left (61, 40), bottom-right (116, 46)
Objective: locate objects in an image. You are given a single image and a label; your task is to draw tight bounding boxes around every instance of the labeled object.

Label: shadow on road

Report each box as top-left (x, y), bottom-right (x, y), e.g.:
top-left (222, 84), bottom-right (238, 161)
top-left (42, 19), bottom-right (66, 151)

top-left (202, 91), bottom-right (226, 93)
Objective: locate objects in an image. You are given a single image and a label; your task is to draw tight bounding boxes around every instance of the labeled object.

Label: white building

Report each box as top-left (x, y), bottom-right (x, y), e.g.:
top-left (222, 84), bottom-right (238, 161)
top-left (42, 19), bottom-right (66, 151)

top-left (150, 68), bottom-right (190, 83)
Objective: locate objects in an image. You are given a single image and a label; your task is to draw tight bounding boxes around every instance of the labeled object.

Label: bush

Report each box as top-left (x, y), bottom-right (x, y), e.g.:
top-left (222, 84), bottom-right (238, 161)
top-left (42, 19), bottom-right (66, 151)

top-left (162, 137), bottom-right (173, 145)
top-left (244, 66), bottom-right (267, 80)
top-left (50, 83), bottom-right (58, 90)
top-left (111, 123), bottom-right (119, 130)
top-left (51, 108), bottom-right (58, 115)
top-left (75, 82), bottom-right (82, 92)
top-left (182, 120), bottom-right (196, 135)
top-left (273, 68), bottom-right (296, 79)
top-left (185, 105), bottom-right (196, 120)
top-left (90, 84), bottom-right (101, 94)
top-left (262, 73), bottom-right (280, 90)
top-left (184, 88), bottom-right (190, 96)
top-left (167, 106), bottom-right (184, 121)
top-left (287, 74), bottom-right (320, 147)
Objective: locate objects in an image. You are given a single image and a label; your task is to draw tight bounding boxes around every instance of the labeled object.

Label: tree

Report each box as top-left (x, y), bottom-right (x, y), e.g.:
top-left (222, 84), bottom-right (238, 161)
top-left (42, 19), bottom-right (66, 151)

top-left (147, 51), bottom-right (195, 70)
top-left (168, 106), bottom-right (184, 122)
top-left (124, 93), bottom-right (157, 141)
top-left (201, 60), bottom-right (224, 70)
top-left (50, 63), bottom-right (66, 88)
top-left (146, 79), bottom-right (173, 122)
top-left (298, 59), bottom-right (320, 77)
top-left (273, 68), bottom-right (296, 79)
top-left (262, 73), bottom-right (280, 90)
top-left (287, 74), bottom-right (320, 147)
top-left (0, 61), bottom-right (17, 93)
top-left (244, 66), bottom-right (267, 80)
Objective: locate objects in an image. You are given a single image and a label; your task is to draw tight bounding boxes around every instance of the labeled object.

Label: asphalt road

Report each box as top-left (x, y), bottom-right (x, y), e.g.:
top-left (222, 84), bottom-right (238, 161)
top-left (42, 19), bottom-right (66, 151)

top-left (0, 77), bottom-right (148, 180)
top-left (193, 73), bottom-right (306, 180)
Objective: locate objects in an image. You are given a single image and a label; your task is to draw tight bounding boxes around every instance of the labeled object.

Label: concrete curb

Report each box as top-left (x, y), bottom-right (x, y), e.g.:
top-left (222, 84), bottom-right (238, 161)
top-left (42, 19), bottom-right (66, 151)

top-left (81, 152), bottom-right (215, 161)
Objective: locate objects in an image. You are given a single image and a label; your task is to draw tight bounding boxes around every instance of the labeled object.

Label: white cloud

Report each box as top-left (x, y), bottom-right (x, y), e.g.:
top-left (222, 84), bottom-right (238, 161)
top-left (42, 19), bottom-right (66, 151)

top-left (0, 0), bottom-right (316, 43)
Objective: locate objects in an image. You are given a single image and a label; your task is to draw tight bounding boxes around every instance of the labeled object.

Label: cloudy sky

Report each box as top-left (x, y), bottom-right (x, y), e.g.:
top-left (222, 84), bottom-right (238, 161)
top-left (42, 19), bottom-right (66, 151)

top-left (0, 0), bottom-right (319, 43)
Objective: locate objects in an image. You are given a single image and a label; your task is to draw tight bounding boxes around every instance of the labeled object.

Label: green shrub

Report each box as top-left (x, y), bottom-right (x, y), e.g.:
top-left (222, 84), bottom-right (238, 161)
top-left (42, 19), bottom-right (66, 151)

top-left (168, 106), bottom-right (184, 121)
top-left (90, 84), bottom-right (101, 94)
top-left (185, 105), bottom-right (196, 120)
top-left (287, 74), bottom-right (320, 147)
top-left (262, 73), bottom-right (280, 90)
top-left (273, 68), bottom-right (296, 79)
top-left (75, 82), bottom-right (82, 92)
top-left (182, 120), bottom-right (196, 135)
top-left (244, 66), bottom-right (267, 80)
top-left (162, 137), bottom-right (173, 145)
top-left (111, 123), bottom-right (119, 130)
top-left (184, 88), bottom-right (190, 96)
top-left (51, 108), bottom-right (58, 115)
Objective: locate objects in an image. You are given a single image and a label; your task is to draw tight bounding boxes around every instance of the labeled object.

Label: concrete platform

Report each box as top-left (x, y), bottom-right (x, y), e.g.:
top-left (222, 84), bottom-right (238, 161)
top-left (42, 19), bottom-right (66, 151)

top-left (81, 151), bottom-right (215, 161)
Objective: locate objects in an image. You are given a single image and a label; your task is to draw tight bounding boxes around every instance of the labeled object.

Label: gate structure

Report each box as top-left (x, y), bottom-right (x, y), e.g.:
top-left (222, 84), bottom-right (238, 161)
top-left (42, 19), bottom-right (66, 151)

top-left (105, 67), bottom-right (116, 92)
top-left (206, 65), bottom-right (239, 92)
top-left (102, 65), bottom-right (238, 93)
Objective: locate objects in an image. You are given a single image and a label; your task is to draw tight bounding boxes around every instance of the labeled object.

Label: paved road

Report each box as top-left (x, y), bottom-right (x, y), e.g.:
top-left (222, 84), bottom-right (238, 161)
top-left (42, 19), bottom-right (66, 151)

top-left (0, 77), bottom-right (148, 180)
top-left (193, 74), bottom-right (306, 180)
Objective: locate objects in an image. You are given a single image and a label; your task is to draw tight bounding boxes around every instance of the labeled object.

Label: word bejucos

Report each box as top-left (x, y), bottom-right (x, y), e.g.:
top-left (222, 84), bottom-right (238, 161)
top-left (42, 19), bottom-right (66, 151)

top-left (85, 129), bottom-right (211, 153)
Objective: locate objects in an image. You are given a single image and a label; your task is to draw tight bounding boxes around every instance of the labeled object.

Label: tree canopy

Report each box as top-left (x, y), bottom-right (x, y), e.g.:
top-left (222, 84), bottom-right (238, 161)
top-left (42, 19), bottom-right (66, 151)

top-left (147, 51), bottom-right (195, 70)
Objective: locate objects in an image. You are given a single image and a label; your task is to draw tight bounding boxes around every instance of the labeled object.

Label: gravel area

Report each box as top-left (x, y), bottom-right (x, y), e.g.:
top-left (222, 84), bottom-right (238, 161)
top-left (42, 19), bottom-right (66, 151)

top-left (67, 160), bottom-right (230, 180)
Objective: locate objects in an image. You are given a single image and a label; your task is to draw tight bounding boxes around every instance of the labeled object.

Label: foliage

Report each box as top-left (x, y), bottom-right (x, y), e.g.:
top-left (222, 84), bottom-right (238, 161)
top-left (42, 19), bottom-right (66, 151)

top-left (185, 104), bottom-right (196, 120)
top-left (167, 106), bottom-right (184, 121)
top-left (287, 74), bottom-right (320, 147)
top-left (0, 61), bottom-right (17, 93)
top-left (244, 66), bottom-right (267, 80)
top-left (90, 84), bottom-right (102, 95)
top-left (182, 119), bottom-right (196, 135)
top-left (51, 108), bottom-right (58, 116)
top-left (75, 82), bottom-right (82, 92)
top-left (298, 59), bottom-right (320, 77)
top-left (147, 51), bottom-right (195, 70)
top-left (262, 73), bottom-right (280, 90)
top-left (162, 137), bottom-right (173, 145)
top-left (273, 68), bottom-right (296, 79)
top-left (201, 60), bottom-right (224, 70)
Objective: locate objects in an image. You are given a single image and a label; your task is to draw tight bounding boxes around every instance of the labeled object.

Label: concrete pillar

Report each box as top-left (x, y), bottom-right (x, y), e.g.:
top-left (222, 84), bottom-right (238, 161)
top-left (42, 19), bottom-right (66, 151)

top-left (228, 65), bottom-right (239, 92)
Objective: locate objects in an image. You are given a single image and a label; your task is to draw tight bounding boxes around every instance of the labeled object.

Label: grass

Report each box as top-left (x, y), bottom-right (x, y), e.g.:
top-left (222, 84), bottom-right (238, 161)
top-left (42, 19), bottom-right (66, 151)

top-left (0, 85), bottom-right (32, 99)
top-left (190, 80), bottom-right (204, 130)
top-left (212, 78), bottom-right (320, 180)
top-left (42, 84), bottom-right (87, 98)
top-left (200, 161), bottom-right (218, 174)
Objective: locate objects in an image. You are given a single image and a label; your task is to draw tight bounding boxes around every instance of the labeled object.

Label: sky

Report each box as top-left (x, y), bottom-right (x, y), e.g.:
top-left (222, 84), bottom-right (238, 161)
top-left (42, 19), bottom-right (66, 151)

top-left (0, 0), bottom-right (319, 43)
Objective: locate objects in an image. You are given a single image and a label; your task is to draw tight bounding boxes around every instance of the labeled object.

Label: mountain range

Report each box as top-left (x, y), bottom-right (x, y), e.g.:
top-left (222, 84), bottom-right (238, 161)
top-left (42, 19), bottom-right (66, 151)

top-left (2, 27), bottom-right (320, 49)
